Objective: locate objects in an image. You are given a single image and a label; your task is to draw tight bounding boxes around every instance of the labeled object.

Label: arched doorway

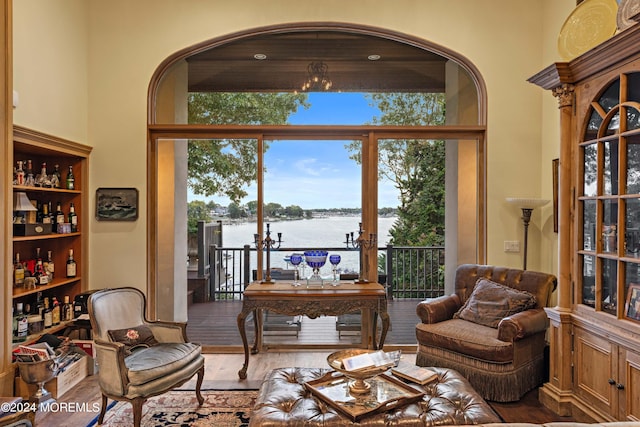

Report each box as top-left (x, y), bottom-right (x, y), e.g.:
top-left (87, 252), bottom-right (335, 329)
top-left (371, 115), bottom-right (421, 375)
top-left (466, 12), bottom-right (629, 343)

top-left (147, 23), bottom-right (487, 337)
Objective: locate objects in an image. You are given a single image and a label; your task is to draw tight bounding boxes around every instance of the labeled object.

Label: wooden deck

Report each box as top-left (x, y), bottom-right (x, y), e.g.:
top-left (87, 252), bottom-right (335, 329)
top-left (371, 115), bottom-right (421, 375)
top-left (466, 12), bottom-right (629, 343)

top-left (186, 298), bottom-right (423, 350)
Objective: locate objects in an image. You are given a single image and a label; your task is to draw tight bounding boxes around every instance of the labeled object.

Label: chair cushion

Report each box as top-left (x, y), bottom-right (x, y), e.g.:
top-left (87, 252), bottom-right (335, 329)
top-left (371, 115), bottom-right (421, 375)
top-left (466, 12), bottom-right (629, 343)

top-left (108, 325), bottom-right (159, 355)
top-left (125, 342), bottom-right (201, 386)
top-left (416, 318), bottom-right (513, 363)
top-left (454, 278), bottom-right (537, 328)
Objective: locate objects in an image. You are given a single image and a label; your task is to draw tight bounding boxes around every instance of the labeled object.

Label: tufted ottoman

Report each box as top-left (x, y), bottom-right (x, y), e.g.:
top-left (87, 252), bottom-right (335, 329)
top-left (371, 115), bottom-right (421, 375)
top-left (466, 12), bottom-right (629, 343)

top-left (250, 366), bottom-right (501, 426)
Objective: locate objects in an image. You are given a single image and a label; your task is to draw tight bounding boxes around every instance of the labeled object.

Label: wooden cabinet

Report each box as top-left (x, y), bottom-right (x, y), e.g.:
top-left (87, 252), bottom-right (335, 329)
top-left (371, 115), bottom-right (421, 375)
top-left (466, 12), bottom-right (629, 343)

top-left (11, 126), bottom-right (91, 344)
top-left (573, 326), bottom-right (640, 420)
top-left (529, 19), bottom-right (640, 424)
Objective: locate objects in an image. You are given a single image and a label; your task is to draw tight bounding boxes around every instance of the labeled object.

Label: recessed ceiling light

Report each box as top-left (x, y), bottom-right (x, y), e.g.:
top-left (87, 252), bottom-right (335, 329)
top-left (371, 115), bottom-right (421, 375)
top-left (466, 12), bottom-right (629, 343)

top-left (368, 54), bottom-right (381, 61)
top-left (254, 53), bottom-right (267, 60)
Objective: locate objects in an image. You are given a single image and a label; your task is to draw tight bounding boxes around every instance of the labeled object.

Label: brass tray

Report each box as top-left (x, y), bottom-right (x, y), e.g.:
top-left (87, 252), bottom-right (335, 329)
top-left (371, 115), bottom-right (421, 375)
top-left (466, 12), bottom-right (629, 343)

top-left (304, 371), bottom-right (425, 421)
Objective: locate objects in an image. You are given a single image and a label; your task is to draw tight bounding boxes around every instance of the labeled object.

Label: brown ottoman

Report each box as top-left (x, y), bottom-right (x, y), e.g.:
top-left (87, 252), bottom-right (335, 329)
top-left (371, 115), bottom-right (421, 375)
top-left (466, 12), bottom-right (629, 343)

top-left (250, 366), bottom-right (501, 426)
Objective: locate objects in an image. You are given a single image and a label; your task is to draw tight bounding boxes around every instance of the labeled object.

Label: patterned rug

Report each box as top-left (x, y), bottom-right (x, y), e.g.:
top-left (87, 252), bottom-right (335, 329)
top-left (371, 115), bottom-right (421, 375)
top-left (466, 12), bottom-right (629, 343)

top-left (86, 389), bottom-right (257, 427)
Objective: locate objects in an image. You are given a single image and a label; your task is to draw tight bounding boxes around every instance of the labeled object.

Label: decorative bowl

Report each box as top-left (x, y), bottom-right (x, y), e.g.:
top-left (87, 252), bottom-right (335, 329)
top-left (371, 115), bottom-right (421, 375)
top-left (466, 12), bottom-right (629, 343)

top-left (304, 250), bottom-right (328, 268)
top-left (327, 349), bottom-right (391, 394)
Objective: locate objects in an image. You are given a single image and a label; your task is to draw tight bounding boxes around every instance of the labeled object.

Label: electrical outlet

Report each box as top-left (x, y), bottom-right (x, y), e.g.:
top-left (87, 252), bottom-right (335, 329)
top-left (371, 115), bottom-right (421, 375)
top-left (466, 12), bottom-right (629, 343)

top-left (504, 241), bottom-right (520, 252)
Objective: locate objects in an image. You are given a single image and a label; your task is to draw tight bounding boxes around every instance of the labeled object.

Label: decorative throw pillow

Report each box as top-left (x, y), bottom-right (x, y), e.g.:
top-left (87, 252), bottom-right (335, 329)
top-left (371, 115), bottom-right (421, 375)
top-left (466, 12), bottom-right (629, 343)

top-left (108, 325), bottom-right (158, 355)
top-left (453, 278), bottom-right (537, 328)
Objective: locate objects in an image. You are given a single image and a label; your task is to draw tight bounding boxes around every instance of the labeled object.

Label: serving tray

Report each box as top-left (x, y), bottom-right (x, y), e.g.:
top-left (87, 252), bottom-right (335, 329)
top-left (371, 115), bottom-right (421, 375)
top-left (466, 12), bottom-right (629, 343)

top-left (304, 371), bottom-right (425, 421)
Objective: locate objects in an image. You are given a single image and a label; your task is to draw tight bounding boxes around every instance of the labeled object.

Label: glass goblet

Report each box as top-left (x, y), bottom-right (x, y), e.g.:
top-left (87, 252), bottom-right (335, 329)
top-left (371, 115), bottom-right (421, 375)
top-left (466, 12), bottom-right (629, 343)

top-left (289, 254), bottom-right (303, 287)
top-left (329, 254), bottom-right (341, 285)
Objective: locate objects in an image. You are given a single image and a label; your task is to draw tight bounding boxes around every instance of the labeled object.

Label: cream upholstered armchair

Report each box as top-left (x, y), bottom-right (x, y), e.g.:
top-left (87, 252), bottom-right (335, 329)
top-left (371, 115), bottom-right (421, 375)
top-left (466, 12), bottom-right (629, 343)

top-left (88, 287), bottom-right (205, 427)
top-left (415, 264), bottom-right (557, 402)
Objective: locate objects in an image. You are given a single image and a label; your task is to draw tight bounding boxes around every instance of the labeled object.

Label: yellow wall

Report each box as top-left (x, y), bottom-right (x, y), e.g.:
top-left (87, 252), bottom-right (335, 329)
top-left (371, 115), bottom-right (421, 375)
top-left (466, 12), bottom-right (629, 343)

top-left (11, 0), bottom-right (576, 295)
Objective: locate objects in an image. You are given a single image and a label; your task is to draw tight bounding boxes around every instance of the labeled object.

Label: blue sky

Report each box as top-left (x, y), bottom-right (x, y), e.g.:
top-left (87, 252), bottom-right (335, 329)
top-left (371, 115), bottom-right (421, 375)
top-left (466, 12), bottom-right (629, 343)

top-left (192, 92), bottom-right (401, 209)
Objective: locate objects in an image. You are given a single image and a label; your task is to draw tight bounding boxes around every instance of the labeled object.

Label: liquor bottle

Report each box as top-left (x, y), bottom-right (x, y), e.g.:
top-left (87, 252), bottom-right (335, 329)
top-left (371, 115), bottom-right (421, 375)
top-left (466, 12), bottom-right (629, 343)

top-left (66, 165), bottom-right (75, 190)
top-left (13, 303), bottom-right (28, 343)
top-left (68, 202), bottom-right (78, 232)
top-left (35, 291), bottom-right (44, 318)
top-left (45, 250), bottom-right (54, 282)
top-left (24, 159), bottom-right (35, 187)
top-left (35, 201), bottom-right (43, 223)
top-left (48, 201), bottom-right (56, 230)
top-left (62, 296), bottom-right (74, 321)
top-left (15, 160), bottom-right (25, 185)
top-left (51, 164), bottom-right (61, 188)
top-left (66, 249), bottom-right (77, 278)
top-left (51, 296), bottom-right (61, 326)
top-left (43, 297), bottom-right (53, 328)
top-left (35, 162), bottom-right (50, 187)
top-left (13, 253), bottom-right (25, 287)
top-left (55, 202), bottom-right (65, 232)
top-left (34, 257), bottom-right (48, 286)
top-left (41, 202), bottom-right (51, 224)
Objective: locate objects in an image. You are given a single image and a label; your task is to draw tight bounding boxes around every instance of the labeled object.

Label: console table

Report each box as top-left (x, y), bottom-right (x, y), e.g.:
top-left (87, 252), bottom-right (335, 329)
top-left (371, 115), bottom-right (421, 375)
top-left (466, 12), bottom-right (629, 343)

top-left (237, 281), bottom-right (390, 379)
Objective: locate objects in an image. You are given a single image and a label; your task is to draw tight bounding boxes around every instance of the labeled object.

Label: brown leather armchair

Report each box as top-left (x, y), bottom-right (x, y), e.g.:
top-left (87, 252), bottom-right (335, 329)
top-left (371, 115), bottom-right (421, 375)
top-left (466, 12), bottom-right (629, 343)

top-left (88, 287), bottom-right (205, 427)
top-left (415, 264), bottom-right (557, 402)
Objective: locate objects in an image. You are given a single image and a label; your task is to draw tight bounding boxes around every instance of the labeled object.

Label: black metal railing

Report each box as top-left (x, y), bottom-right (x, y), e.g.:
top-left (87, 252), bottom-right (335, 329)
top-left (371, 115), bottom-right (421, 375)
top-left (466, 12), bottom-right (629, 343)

top-left (206, 244), bottom-right (445, 301)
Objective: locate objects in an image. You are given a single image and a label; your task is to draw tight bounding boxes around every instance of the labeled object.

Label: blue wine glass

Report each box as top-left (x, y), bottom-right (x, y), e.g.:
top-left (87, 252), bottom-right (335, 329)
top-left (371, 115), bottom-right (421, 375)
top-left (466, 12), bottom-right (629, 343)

top-left (289, 253), bottom-right (303, 286)
top-left (329, 254), bottom-right (341, 285)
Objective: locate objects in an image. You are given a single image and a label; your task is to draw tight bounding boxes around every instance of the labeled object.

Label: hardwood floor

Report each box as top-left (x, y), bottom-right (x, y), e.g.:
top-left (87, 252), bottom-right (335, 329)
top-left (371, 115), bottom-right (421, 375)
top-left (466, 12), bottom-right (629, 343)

top-left (36, 351), bottom-right (572, 426)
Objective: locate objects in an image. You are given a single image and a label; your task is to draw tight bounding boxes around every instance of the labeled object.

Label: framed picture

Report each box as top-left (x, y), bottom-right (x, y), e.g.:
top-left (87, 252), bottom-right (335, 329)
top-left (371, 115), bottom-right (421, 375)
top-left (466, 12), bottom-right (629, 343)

top-left (96, 187), bottom-right (138, 221)
top-left (624, 283), bottom-right (640, 321)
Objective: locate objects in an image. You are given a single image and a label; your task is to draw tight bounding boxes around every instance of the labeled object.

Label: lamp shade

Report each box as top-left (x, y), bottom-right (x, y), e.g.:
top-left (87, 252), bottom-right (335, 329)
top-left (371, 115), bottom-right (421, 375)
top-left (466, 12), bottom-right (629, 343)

top-left (506, 197), bottom-right (550, 209)
top-left (13, 192), bottom-right (37, 211)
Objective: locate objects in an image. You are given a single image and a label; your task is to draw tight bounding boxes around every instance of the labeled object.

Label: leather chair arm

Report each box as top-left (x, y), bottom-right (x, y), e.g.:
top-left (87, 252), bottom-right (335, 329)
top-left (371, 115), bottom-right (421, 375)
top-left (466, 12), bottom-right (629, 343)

top-left (497, 308), bottom-right (549, 342)
top-left (93, 339), bottom-right (129, 397)
top-left (146, 321), bottom-right (188, 342)
top-left (416, 294), bottom-right (461, 324)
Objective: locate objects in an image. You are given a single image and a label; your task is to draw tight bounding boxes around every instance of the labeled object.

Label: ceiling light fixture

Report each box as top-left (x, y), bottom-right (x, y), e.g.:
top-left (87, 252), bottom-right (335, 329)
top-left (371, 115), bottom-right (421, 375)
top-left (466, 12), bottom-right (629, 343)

top-left (301, 61), bottom-right (333, 91)
top-left (253, 53), bottom-right (267, 60)
top-left (367, 54), bottom-right (381, 61)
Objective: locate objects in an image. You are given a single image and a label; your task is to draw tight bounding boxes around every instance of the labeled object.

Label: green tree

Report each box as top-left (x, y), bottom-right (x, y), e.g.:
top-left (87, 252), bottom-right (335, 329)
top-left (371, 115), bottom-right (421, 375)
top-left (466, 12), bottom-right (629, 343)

top-left (264, 202), bottom-right (283, 217)
top-left (188, 93), bottom-right (309, 203)
top-left (345, 93), bottom-right (446, 246)
top-left (284, 205), bottom-right (304, 218)
top-left (227, 202), bottom-right (244, 219)
top-left (187, 200), bottom-right (212, 234)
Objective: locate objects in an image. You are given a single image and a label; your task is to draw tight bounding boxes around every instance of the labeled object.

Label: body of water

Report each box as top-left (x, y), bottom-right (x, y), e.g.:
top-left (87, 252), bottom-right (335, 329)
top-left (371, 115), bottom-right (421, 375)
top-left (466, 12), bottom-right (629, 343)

top-left (219, 216), bottom-right (397, 277)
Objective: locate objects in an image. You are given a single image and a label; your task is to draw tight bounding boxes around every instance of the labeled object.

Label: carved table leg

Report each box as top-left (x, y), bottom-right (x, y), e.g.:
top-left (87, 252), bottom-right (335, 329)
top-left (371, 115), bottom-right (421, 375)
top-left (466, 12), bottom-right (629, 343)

top-left (237, 309), bottom-right (250, 379)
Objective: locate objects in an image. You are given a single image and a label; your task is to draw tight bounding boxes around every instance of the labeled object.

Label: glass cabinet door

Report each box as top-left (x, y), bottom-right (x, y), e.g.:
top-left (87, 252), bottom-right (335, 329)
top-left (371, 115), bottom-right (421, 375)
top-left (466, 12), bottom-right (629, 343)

top-left (578, 72), bottom-right (640, 317)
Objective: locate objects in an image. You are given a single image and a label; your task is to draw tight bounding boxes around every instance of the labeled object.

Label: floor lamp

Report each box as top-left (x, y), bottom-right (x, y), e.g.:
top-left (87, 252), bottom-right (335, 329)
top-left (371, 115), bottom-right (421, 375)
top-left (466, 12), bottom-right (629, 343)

top-left (506, 198), bottom-right (549, 270)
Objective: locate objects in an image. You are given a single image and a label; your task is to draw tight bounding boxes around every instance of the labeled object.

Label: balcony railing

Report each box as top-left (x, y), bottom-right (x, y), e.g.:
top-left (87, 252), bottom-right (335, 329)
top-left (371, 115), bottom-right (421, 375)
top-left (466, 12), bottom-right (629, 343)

top-left (203, 244), bottom-right (445, 301)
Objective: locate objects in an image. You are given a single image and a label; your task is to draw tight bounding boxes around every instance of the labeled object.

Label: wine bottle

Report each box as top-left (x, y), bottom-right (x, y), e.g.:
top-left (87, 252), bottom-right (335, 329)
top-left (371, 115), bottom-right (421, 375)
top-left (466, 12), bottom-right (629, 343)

top-left (68, 202), bottom-right (78, 232)
top-left (62, 296), bottom-right (74, 321)
top-left (66, 249), bottom-right (77, 278)
top-left (66, 165), bottom-right (75, 190)
top-left (13, 253), bottom-right (25, 287)
top-left (43, 297), bottom-right (53, 328)
top-left (13, 303), bottom-right (28, 343)
top-left (34, 258), bottom-right (48, 285)
top-left (51, 296), bottom-right (61, 326)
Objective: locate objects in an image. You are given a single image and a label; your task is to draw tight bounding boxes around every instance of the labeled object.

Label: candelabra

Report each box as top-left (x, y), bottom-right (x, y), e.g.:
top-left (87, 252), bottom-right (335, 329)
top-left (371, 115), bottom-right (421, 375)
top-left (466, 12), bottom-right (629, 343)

top-left (254, 223), bottom-right (282, 284)
top-left (345, 222), bottom-right (377, 283)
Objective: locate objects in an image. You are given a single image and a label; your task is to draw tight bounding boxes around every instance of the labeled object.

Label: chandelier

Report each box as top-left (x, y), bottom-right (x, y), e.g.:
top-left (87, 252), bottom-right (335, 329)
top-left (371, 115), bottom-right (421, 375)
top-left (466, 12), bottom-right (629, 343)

top-left (301, 61), bottom-right (333, 91)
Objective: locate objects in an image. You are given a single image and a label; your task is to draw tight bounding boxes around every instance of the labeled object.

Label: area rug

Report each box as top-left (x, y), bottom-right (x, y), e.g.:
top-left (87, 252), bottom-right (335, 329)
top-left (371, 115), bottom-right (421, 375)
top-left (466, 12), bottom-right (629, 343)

top-left (86, 389), bottom-right (257, 427)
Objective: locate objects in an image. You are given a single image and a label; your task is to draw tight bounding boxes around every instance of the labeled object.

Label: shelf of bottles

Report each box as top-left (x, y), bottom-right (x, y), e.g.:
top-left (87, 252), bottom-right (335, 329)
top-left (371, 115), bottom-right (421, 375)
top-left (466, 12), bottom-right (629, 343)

top-left (11, 127), bottom-right (90, 346)
top-left (577, 72), bottom-right (640, 318)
